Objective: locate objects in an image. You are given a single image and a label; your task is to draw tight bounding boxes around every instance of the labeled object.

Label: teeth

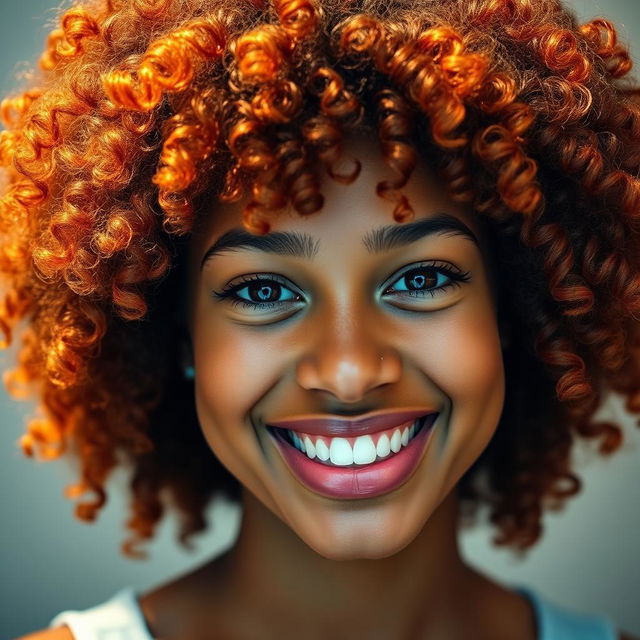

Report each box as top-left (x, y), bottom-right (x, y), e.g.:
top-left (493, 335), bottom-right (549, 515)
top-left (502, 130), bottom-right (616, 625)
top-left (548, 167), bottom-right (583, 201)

top-left (376, 433), bottom-right (391, 458)
top-left (352, 435), bottom-right (377, 464)
top-left (314, 437), bottom-right (330, 461)
top-left (303, 435), bottom-right (315, 458)
top-left (285, 418), bottom-right (425, 467)
top-left (329, 438), bottom-right (353, 465)
top-left (390, 428), bottom-right (402, 453)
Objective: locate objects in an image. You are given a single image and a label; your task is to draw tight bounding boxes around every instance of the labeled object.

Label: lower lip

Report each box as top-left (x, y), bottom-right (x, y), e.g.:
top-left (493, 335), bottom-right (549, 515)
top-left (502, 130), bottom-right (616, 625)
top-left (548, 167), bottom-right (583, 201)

top-left (268, 414), bottom-right (438, 500)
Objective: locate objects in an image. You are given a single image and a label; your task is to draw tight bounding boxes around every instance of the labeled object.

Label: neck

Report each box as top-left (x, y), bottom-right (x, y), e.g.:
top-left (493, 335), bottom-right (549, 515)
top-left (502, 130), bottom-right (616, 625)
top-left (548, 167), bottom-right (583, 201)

top-left (216, 487), bottom-right (478, 637)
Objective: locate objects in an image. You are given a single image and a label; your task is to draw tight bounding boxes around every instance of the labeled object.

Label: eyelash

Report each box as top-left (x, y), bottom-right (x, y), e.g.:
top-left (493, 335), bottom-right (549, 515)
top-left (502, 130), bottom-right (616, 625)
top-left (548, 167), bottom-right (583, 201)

top-left (211, 261), bottom-right (471, 313)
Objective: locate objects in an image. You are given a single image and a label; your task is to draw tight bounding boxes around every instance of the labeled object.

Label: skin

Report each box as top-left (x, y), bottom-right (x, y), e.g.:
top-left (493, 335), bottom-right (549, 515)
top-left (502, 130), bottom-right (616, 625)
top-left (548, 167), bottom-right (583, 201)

top-left (186, 133), bottom-right (505, 561)
top-left (147, 133), bottom-right (527, 639)
top-left (24, 135), bottom-right (639, 639)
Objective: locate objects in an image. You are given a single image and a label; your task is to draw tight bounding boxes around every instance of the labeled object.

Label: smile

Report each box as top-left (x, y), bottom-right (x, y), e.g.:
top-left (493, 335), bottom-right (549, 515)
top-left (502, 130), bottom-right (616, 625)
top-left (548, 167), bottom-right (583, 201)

top-left (267, 413), bottom-right (439, 499)
top-left (271, 416), bottom-right (429, 468)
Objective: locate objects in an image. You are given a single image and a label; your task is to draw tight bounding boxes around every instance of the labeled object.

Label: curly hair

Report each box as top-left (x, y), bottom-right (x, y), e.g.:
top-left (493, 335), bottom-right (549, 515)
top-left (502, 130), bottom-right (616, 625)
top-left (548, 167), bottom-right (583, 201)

top-left (2, 0), bottom-right (640, 559)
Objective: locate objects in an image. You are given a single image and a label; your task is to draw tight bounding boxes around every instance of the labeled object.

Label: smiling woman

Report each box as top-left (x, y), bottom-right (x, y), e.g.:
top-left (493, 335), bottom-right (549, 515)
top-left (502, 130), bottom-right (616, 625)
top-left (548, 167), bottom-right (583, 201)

top-left (185, 135), bottom-right (505, 535)
top-left (2, 0), bottom-right (640, 638)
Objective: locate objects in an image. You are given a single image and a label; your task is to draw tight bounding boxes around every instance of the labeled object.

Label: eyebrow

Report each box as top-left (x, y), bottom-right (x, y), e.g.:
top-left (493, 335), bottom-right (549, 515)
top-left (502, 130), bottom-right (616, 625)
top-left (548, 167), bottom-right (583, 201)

top-left (200, 213), bottom-right (480, 270)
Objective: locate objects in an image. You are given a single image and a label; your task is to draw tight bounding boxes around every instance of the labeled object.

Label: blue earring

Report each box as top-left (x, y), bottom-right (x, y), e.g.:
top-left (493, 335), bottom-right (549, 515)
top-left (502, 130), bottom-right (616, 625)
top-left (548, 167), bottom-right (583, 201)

top-left (184, 365), bottom-right (195, 380)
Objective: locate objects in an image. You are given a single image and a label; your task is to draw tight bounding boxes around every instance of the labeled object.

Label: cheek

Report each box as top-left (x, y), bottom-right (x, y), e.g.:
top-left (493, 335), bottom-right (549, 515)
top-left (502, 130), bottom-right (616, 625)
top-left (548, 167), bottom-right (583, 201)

top-left (191, 314), bottom-right (285, 488)
top-left (413, 298), bottom-right (505, 430)
top-left (193, 323), bottom-right (263, 421)
top-left (434, 309), bottom-right (504, 403)
top-left (414, 297), bottom-right (506, 485)
top-left (192, 310), bottom-right (280, 434)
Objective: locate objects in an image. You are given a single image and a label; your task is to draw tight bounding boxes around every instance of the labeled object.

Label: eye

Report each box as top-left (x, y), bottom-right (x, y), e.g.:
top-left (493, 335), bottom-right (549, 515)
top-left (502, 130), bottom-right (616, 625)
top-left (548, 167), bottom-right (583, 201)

top-left (212, 274), bottom-right (304, 312)
top-left (211, 261), bottom-right (471, 316)
top-left (382, 261), bottom-right (471, 302)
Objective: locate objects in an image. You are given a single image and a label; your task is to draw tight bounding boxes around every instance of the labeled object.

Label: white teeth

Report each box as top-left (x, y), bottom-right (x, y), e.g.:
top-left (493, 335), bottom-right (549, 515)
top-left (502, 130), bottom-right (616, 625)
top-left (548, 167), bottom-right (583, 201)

top-left (285, 418), bottom-right (426, 467)
top-left (303, 435), bottom-right (315, 458)
top-left (352, 435), bottom-right (377, 464)
top-left (390, 428), bottom-right (402, 453)
top-left (315, 437), bottom-right (330, 461)
top-left (376, 433), bottom-right (391, 458)
top-left (329, 438), bottom-right (353, 465)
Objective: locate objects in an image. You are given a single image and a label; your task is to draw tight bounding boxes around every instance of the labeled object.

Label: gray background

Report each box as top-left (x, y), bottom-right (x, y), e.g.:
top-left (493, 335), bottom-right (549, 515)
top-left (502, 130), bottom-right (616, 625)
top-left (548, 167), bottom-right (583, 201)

top-left (1, 1), bottom-right (639, 638)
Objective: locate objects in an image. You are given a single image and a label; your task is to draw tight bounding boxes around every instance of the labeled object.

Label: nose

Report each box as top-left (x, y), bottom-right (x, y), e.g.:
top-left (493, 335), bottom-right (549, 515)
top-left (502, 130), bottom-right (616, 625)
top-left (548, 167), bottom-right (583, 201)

top-left (295, 312), bottom-right (402, 403)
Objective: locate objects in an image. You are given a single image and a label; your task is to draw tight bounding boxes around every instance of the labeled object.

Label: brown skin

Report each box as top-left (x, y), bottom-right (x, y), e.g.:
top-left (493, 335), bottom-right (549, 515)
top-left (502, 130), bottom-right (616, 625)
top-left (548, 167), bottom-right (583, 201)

top-left (185, 134), bottom-right (506, 566)
top-left (135, 491), bottom-right (537, 640)
top-left (145, 134), bottom-right (522, 639)
top-left (19, 136), bottom-right (639, 639)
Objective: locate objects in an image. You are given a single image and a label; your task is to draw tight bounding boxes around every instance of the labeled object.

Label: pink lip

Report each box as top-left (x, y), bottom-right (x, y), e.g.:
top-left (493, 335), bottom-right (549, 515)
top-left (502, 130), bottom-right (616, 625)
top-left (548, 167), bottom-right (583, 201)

top-left (269, 413), bottom-right (439, 499)
top-left (266, 408), bottom-right (438, 437)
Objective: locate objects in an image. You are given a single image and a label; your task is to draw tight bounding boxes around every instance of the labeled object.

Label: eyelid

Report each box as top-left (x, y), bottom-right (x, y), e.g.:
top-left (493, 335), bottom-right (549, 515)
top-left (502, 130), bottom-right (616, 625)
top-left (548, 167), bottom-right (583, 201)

top-left (382, 260), bottom-right (469, 287)
top-left (211, 260), bottom-right (471, 313)
top-left (211, 273), bottom-right (305, 313)
top-left (217, 273), bottom-right (300, 296)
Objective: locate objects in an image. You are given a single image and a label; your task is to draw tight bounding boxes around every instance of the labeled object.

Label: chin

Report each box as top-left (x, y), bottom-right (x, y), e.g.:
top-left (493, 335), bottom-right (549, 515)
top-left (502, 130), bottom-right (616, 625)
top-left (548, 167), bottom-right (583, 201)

top-left (291, 510), bottom-right (428, 562)
top-left (305, 535), bottom-right (418, 562)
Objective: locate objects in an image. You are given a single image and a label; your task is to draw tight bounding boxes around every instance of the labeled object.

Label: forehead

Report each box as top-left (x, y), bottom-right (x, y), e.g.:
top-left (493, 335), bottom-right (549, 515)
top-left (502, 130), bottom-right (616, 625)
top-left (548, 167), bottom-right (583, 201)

top-left (190, 135), bottom-right (488, 263)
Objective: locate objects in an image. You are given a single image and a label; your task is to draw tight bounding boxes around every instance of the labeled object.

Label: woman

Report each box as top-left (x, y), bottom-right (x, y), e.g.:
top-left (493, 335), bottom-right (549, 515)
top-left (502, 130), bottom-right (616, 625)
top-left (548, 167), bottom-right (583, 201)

top-left (2, 0), bottom-right (638, 637)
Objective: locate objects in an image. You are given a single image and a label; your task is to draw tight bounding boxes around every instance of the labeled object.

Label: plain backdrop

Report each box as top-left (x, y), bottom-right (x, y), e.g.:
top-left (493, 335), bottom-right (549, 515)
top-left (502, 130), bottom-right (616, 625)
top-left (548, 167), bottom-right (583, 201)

top-left (1, 0), bottom-right (639, 638)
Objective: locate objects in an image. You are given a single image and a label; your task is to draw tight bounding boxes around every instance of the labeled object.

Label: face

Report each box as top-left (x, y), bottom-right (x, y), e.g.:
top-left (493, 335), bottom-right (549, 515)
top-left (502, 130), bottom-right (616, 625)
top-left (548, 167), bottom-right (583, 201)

top-left (186, 134), bottom-right (505, 561)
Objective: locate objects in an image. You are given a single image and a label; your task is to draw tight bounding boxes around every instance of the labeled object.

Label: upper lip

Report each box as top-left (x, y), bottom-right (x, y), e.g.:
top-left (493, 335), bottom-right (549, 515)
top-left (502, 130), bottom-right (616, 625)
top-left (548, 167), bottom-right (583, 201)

top-left (266, 408), bottom-right (438, 437)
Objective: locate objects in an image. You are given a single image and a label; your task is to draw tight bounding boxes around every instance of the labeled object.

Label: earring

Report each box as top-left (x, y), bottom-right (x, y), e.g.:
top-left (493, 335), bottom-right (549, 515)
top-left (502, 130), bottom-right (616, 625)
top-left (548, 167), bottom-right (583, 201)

top-left (184, 364), bottom-right (195, 380)
top-left (179, 333), bottom-right (195, 380)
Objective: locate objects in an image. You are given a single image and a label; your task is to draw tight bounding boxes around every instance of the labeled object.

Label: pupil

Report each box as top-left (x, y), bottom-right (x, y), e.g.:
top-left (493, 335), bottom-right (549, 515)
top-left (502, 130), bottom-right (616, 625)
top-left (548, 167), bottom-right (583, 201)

top-left (251, 283), bottom-right (279, 302)
top-left (408, 268), bottom-right (436, 290)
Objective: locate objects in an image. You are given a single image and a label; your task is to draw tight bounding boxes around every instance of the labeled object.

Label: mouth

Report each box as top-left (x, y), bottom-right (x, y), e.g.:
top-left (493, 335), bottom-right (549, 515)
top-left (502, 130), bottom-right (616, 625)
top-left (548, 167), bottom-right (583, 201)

top-left (266, 412), bottom-right (439, 499)
top-left (266, 413), bottom-right (434, 469)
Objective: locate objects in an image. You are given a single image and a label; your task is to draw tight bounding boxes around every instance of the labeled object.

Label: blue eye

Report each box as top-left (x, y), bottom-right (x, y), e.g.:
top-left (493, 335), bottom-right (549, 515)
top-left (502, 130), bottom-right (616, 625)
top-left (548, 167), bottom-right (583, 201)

top-left (212, 261), bottom-right (470, 313)
top-left (212, 274), bottom-right (303, 312)
top-left (383, 262), bottom-right (471, 300)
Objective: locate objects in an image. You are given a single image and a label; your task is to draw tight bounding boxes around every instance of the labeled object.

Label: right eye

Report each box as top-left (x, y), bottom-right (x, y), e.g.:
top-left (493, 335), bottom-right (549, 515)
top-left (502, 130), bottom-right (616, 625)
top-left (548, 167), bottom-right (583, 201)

top-left (381, 261), bottom-right (471, 306)
top-left (212, 274), bottom-right (304, 313)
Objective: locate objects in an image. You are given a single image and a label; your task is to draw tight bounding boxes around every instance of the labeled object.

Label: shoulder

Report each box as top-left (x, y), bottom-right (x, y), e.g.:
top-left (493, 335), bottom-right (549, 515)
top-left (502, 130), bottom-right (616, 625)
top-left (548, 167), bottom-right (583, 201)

top-left (14, 626), bottom-right (74, 640)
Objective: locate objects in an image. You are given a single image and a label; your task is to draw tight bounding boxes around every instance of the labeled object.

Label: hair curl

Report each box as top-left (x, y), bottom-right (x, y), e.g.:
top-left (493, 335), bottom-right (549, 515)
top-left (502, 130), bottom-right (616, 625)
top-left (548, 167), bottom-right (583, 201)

top-left (2, 0), bottom-right (640, 558)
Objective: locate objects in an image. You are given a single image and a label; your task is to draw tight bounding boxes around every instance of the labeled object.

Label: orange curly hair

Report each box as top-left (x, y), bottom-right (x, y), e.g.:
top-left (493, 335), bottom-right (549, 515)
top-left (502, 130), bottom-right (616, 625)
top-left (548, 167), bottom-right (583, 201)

top-left (2, 0), bottom-right (640, 558)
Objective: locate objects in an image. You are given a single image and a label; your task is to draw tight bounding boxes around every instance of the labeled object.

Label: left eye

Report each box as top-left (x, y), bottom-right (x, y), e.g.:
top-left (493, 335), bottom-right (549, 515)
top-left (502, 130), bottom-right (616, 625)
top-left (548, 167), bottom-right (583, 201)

top-left (383, 264), bottom-right (468, 299)
top-left (212, 263), bottom-right (470, 313)
top-left (212, 274), bottom-right (303, 312)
